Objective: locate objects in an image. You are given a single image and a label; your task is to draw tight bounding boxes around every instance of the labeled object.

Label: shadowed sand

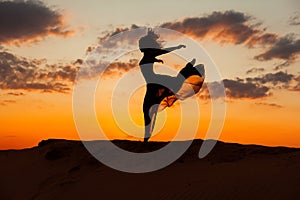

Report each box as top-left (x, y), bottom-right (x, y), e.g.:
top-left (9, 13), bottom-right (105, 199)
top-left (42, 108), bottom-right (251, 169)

top-left (0, 139), bottom-right (300, 199)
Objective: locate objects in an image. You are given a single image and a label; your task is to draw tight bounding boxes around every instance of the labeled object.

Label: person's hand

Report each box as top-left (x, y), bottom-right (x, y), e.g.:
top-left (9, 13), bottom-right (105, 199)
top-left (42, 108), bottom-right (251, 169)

top-left (178, 44), bottom-right (186, 49)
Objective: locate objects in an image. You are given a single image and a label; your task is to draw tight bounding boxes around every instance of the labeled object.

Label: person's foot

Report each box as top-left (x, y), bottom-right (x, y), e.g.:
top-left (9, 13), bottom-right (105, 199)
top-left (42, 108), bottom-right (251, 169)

top-left (144, 137), bottom-right (149, 143)
top-left (190, 58), bottom-right (196, 66)
top-left (185, 58), bottom-right (196, 68)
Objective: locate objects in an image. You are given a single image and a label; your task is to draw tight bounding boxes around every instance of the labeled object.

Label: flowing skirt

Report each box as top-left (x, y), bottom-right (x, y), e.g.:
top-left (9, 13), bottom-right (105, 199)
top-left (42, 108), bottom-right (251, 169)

top-left (143, 61), bottom-right (205, 140)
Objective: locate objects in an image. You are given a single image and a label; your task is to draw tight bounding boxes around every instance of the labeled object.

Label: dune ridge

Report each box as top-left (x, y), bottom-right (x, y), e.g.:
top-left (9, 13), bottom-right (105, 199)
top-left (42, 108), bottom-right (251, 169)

top-left (0, 139), bottom-right (299, 200)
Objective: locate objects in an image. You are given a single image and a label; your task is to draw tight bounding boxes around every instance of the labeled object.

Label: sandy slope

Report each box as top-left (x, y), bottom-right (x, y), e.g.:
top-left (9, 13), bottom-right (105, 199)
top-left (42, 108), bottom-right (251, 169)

top-left (0, 139), bottom-right (299, 200)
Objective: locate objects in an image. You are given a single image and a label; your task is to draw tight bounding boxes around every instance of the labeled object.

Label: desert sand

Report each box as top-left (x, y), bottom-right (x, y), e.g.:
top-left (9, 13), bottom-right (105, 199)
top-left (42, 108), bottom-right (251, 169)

top-left (0, 139), bottom-right (299, 200)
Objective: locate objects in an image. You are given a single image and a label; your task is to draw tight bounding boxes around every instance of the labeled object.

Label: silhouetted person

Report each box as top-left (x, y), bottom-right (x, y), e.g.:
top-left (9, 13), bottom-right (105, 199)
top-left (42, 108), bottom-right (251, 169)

top-left (139, 29), bottom-right (205, 142)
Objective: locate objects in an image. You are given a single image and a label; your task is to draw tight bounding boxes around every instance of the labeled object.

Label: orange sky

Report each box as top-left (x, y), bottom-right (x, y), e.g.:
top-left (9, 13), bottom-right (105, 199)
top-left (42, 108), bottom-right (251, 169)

top-left (1, 74), bottom-right (300, 150)
top-left (0, 0), bottom-right (300, 150)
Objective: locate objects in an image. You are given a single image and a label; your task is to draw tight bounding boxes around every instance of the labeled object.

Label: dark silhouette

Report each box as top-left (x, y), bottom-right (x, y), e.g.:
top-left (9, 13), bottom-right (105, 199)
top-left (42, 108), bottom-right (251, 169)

top-left (2, 139), bottom-right (300, 199)
top-left (139, 29), bottom-right (205, 142)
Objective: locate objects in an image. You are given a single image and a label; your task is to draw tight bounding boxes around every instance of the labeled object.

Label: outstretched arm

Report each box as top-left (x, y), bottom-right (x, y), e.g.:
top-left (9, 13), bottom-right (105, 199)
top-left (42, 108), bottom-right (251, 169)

top-left (154, 44), bottom-right (186, 56)
top-left (163, 44), bottom-right (186, 52)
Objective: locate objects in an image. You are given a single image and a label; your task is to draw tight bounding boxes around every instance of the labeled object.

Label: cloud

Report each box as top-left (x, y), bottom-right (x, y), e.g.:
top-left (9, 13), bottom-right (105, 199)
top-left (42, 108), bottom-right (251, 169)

top-left (290, 75), bottom-right (300, 91)
top-left (0, 0), bottom-right (74, 45)
top-left (86, 46), bottom-right (94, 54)
top-left (274, 61), bottom-right (290, 71)
top-left (288, 13), bottom-right (300, 26)
top-left (255, 102), bottom-right (283, 108)
top-left (159, 10), bottom-right (300, 64)
top-left (3, 100), bottom-right (16, 103)
top-left (198, 82), bottom-right (225, 100)
top-left (254, 34), bottom-right (300, 61)
top-left (199, 79), bottom-right (270, 100)
top-left (160, 10), bottom-right (277, 47)
top-left (0, 99), bottom-right (16, 106)
top-left (291, 83), bottom-right (300, 91)
top-left (7, 92), bottom-right (25, 96)
top-left (94, 11), bottom-right (299, 66)
top-left (98, 24), bottom-right (144, 49)
top-left (224, 79), bottom-right (270, 99)
top-left (103, 59), bottom-right (138, 77)
top-left (246, 68), bottom-right (265, 74)
top-left (0, 51), bottom-right (78, 93)
top-left (199, 71), bottom-right (297, 100)
top-left (246, 71), bottom-right (294, 87)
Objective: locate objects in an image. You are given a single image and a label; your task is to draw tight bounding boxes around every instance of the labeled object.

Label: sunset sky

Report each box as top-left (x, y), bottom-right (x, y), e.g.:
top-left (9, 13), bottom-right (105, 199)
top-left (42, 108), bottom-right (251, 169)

top-left (0, 0), bottom-right (300, 149)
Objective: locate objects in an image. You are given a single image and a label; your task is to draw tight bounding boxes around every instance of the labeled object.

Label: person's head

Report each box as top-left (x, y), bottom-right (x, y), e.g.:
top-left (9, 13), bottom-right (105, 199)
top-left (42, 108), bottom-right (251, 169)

top-left (139, 28), bottom-right (162, 52)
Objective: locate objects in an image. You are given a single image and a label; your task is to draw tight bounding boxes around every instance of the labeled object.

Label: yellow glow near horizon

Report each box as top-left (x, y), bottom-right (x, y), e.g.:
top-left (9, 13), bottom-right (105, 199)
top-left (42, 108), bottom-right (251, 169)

top-left (1, 87), bottom-right (300, 149)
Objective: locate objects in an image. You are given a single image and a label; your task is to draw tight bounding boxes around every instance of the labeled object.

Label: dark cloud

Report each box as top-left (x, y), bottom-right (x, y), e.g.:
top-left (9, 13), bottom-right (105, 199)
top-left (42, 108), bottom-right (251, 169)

top-left (199, 79), bottom-right (270, 100)
top-left (0, 0), bottom-right (74, 45)
top-left (246, 71), bottom-right (294, 87)
top-left (76, 58), bottom-right (138, 80)
top-left (199, 71), bottom-right (298, 100)
top-left (246, 67), bottom-right (265, 74)
top-left (159, 10), bottom-right (299, 64)
top-left (255, 102), bottom-right (283, 108)
top-left (246, 33), bottom-right (278, 48)
top-left (254, 34), bottom-right (300, 61)
top-left (86, 46), bottom-right (94, 54)
top-left (103, 59), bottom-right (138, 77)
top-left (224, 79), bottom-right (270, 99)
top-left (95, 11), bottom-right (299, 65)
top-left (160, 10), bottom-right (277, 47)
top-left (198, 82), bottom-right (226, 100)
top-left (0, 51), bottom-right (78, 93)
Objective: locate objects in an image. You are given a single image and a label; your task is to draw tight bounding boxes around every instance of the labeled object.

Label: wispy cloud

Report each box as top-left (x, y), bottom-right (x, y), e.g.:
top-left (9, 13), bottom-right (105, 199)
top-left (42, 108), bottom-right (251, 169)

top-left (246, 68), bottom-right (265, 74)
top-left (97, 24), bottom-right (145, 51)
top-left (0, 99), bottom-right (16, 106)
top-left (7, 92), bottom-right (25, 96)
top-left (288, 12), bottom-right (300, 26)
top-left (0, 0), bottom-right (74, 45)
top-left (274, 61), bottom-right (290, 71)
top-left (255, 102), bottom-right (283, 108)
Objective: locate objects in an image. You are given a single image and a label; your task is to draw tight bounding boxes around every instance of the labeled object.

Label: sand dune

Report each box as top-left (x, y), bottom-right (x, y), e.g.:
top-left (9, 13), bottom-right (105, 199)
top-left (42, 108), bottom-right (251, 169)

top-left (0, 139), bottom-right (299, 200)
